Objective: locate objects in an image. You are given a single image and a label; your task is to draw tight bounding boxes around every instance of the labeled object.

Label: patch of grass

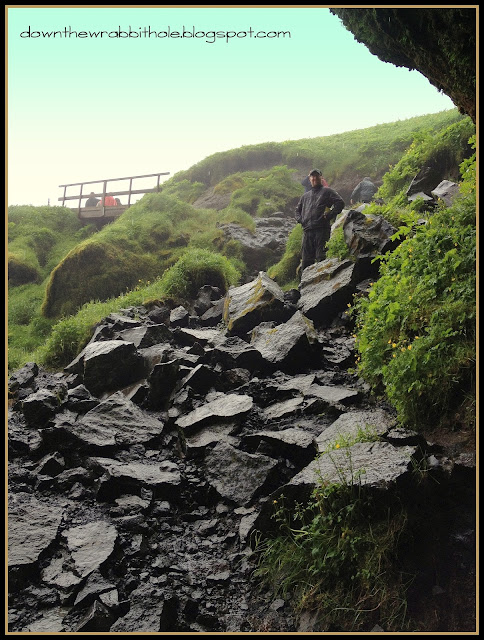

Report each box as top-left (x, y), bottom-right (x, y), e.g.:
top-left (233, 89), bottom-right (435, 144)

top-left (267, 224), bottom-right (303, 286)
top-left (326, 225), bottom-right (351, 261)
top-left (253, 433), bottom-right (413, 632)
top-left (34, 248), bottom-right (240, 370)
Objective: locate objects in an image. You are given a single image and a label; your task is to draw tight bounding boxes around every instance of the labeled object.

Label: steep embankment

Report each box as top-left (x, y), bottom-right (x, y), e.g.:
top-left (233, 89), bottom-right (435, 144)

top-left (36, 109), bottom-right (469, 321)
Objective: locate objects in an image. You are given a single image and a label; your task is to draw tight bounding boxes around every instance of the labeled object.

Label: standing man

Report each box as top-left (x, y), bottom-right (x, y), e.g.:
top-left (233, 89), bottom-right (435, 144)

top-left (295, 169), bottom-right (345, 275)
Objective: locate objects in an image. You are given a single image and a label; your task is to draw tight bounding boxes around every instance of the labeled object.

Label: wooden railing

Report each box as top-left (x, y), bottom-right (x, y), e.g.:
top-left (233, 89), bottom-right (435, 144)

top-left (58, 172), bottom-right (170, 216)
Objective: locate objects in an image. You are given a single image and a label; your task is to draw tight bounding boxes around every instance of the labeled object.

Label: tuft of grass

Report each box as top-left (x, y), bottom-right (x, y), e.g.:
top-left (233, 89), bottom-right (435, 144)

top-left (253, 432), bottom-right (413, 632)
top-left (267, 225), bottom-right (303, 286)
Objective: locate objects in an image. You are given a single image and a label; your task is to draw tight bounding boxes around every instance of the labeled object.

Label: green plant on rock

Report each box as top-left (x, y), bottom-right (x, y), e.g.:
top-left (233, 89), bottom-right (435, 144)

top-left (253, 436), bottom-right (412, 632)
top-left (325, 225), bottom-right (351, 261)
top-left (158, 247), bottom-right (240, 300)
top-left (267, 224), bottom-right (303, 286)
top-left (353, 144), bottom-right (476, 429)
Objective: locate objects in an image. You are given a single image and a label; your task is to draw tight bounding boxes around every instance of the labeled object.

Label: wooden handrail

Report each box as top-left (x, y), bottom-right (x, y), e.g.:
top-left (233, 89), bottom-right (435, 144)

top-left (58, 172), bottom-right (170, 188)
top-left (58, 172), bottom-right (170, 209)
top-left (58, 187), bottom-right (163, 202)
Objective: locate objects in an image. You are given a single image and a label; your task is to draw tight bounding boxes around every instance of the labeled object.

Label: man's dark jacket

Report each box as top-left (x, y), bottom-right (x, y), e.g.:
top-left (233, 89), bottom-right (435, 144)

top-left (295, 186), bottom-right (345, 230)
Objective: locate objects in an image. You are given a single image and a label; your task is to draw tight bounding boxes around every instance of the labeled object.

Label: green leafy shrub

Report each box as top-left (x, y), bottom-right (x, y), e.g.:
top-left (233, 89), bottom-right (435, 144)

top-left (353, 145), bottom-right (476, 428)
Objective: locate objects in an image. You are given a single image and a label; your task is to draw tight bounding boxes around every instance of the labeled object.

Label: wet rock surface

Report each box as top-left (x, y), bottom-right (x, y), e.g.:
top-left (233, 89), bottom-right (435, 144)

top-left (8, 262), bottom-right (476, 632)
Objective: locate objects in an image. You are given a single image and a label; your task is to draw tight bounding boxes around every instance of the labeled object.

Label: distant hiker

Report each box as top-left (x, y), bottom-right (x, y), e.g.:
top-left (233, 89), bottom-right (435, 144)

top-left (350, 177), bottom-right (378, 205)
top-left (85, 192), bottom-right (100, 207)
top-left (295, 169), bottom-right (345, 275)
top-left (97, 195), bottom-right (117, 207)
top-left (114, 197), bottom-right (122, 205)
top-left (302, 172), bottom-right (329, 192)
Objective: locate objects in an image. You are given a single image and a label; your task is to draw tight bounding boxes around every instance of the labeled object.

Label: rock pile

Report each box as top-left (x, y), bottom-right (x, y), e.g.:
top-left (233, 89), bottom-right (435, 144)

top-left (8, 210), bottom-right (475, 632)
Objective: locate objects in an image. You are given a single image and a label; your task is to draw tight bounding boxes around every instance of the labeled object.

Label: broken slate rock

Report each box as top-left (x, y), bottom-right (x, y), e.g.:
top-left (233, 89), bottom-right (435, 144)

top-left (60, 392), bottom-right (164, 451)
top-left (8, 362), bottom-right (39, 397)
top-left (184, 423), bottom-right (240, 458)
top-left (223, 272), bottom-right (291, 336)
top-left (116, 324), bottom-right (172, 348)
top-left (21, 389), bottom-right (63, 427)
top-left (8, 493), bottom-right (66, 590)
top-left (170, 305), bottom-right (190, 328)
top-left (263, 397), bottom-right (305, 421)
top-left (175, 394), bottom-right (253, 433)
top-left (343, 209), bottom-right (397, 258)
top-left (250, 311), bottom-right (320, 371)
top-left (305, 384), bottom-right (360, 408)
top-left (315, 408), bottom-right (397, 451)
top-left (205, 336), bottom-right (264, 371)
top-left (65, 340), bottom-right (146, 396)
top-left (287, 441), bottom-right (417, 498)
top-left (109, 584), bottom-right (178, 632)
top-left (63, 520), bottom-right (118, 578)
top-left (87, 457), bottom-right (181, 501)
top-left (204, 441), bottom-right (278, 506)
top-left (431, 180), bottom-right (461, 207)
top-left (297, 259), bottom-right (359, 326)
top-left (243, 428), bottom-right (317, 466)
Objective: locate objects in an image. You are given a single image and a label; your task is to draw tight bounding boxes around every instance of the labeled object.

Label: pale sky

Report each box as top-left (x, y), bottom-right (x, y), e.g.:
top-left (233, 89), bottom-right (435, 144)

top-left (7, 6), bottom-right (456, 207)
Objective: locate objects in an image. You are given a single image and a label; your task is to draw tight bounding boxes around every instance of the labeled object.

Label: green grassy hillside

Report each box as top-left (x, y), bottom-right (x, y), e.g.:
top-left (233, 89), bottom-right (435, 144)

top-left (8, 108), bottom-right (475, 417)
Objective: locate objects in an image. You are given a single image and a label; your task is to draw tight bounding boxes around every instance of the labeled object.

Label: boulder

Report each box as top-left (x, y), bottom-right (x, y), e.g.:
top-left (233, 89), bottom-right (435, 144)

top-left (297, 259), bottom-right (359, 326)
top-left (8, 493), bottom-right (66, 590)
top-left (109, 584), bottom-right (177, 632)
top-left (57, 392), bottom-right (164, 451)
top-left (223, 272), bottom-right (291, 336)
top-left (64, 340), bottom-right (146, 396)
top-left (87, 457), bottom-right (181, 501)
top-left (204, 442), bottom-right (278, 506)
top-left (184, 423), bottom-right (240, 458)
top-left (205, 336), bottom-right (264, 371)
top-left (250, 311), bottom-right (320, 372)
top-left (8, 362), bottom-right (39, 397)
top-left (62, 520), bottom-right (118, 578)
top-left (285, 441), bottom-right (417, 499)
top-left (176, 364), bottom-right (218, 395)
top-left (145, 359), bottom-right (180, 409)
top-left (199, 299), bottom-right (225, 327)
top-left (170, 306), bottom-right (190, 328)
top-left (175, 393), bottom-right (253, 433)
top-left (21, 389), bottom-right (64, 427)
top-left (219, 215), bottom-right (296, 274)
top-left (116, 324), bottom-right (173, 348)
top-left (431, 180), bottom-right (461, 207)
top-left (343, 209), bottom-right (397, 258)
top-left (406, 165), bottom-right (445, 198)
top-left (315, 409), bottom-right (397, 452)
top-left (262, 397), bottom-right (305, 421)
top-left (193, 285), bottom-right (223, 316)
top-left (242, 428), bottom-right (317, 466)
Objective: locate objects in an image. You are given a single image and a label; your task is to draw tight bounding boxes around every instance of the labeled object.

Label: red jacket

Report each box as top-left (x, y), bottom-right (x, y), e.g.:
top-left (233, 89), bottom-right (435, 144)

top-left (102, 195), bottom-right (117, 206)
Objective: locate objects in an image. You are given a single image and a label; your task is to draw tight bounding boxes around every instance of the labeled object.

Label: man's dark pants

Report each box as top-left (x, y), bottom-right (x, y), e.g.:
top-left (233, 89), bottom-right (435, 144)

top-left (301, 226), bottom-right (330, 274)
